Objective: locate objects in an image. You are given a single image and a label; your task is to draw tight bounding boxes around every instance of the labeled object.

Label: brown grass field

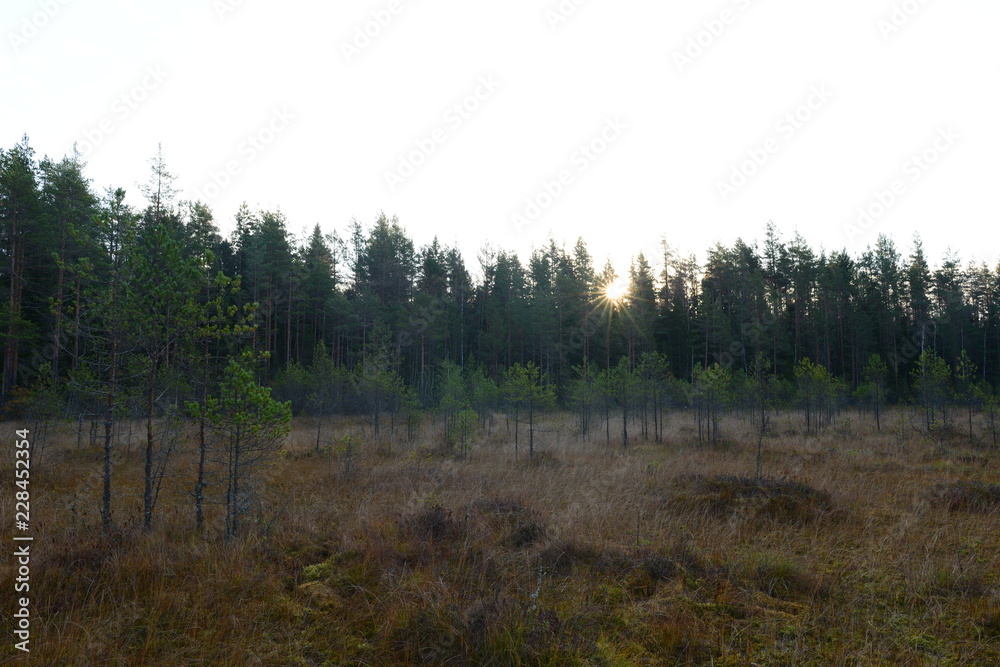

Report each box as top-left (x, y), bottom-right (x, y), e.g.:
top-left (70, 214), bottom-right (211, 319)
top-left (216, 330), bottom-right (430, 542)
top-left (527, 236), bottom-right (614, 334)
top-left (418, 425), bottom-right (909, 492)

top-left (2, 409), bottom-right (1000, 665)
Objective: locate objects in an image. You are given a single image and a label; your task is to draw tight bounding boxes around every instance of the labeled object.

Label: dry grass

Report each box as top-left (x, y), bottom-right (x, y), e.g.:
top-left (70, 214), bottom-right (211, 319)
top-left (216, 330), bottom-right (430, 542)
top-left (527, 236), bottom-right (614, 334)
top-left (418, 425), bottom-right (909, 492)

top-left (928, 481), bottom-right (1000, 513)
top-left (2, 408), bottom-right (1000, 665)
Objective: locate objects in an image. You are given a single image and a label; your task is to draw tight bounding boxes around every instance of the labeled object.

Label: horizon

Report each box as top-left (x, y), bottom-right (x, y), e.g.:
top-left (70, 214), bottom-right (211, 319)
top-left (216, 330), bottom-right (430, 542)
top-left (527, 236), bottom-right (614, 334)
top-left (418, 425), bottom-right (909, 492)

top-left (4, 0), bottom-right (997, 276)
top-left (8, 134), bottom-right (996, 288)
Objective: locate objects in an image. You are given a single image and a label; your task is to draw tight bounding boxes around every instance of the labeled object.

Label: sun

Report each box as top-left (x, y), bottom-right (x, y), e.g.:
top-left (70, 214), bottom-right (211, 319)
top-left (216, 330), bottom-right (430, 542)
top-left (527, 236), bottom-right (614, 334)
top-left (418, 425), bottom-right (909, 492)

top-left (603, 277), bottom-right (629, 303)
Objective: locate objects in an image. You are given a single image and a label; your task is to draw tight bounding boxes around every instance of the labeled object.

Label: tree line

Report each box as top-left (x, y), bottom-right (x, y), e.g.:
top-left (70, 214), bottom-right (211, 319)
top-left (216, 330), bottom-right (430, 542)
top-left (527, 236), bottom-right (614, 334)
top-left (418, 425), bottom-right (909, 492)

top-left (5, 136), bottom-right (1000, 404)
top-left (3, 136), bottom-right (1000, 532)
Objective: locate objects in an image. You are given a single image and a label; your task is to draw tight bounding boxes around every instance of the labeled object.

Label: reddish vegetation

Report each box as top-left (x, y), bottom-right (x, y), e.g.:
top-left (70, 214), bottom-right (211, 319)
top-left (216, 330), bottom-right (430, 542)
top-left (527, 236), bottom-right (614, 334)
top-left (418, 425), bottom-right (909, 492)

top-left (3, 410), bottom-right (999, 664)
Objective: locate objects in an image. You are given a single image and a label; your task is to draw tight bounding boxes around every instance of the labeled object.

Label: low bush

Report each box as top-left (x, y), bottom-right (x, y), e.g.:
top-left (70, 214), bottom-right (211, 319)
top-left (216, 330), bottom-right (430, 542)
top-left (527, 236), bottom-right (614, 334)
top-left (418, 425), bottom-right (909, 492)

top-left (928, 481), bottom-right (1000, 512)
top-left (669, 474), bottom-right (835, 523)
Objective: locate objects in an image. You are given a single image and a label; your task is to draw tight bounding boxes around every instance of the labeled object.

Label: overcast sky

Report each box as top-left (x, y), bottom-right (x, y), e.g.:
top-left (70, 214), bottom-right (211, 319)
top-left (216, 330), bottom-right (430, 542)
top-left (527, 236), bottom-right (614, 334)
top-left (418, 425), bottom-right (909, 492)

top-left (3, 0), bottom-right (998, 277)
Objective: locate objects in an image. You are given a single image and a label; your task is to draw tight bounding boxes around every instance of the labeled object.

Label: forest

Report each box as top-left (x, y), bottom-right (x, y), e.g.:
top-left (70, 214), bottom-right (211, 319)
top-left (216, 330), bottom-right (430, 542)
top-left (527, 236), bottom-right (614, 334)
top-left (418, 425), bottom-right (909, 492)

top-left (3, 135), bottom-right (999, 430)
top-left (4, 136), bottom-right (1000, 664)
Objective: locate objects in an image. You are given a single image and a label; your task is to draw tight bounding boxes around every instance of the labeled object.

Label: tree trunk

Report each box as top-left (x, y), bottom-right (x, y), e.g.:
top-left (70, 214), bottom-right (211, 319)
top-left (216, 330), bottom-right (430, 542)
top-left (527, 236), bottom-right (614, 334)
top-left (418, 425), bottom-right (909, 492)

top-left (286, 278), bottom-right (293, 364)
top-left (72, 276), bottom-right (82, 371)
top-left (227, 431), bottom-right (241, 541)
top-left (143, 360), bottom-right (157, 530)
top-left (196, 344), bottom-right (208, 530)
top-left (513, 405), bottom-right (519, 458)
top-left (102, 407), bottom-right (114, 531)
top-left (2, 230), bottom-right (25, 400)
top-left (102, 345), bottom-right (118, 531)
top-left (528, 399), bottom-right (534, 458)
top-left (51, 233), bottom-right (67, 375)
top-left (621, 401), bottom-right (628, 449)
top-left (874, 391), bottom-right (881, 431)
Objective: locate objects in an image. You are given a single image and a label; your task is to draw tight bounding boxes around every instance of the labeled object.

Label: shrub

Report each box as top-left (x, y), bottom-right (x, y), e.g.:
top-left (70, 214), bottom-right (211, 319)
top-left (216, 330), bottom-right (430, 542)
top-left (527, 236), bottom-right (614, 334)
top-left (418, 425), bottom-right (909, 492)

top-left (471, 498), bottom-right (547, 548)
top-left (734, 552), bottom-right (816, 599)
top-left (928, 481), bottom-right (1000, 512)
top-left (398, 503), bottom-right (458, 541)
top-left (669, 474), bottom-right (835, 523)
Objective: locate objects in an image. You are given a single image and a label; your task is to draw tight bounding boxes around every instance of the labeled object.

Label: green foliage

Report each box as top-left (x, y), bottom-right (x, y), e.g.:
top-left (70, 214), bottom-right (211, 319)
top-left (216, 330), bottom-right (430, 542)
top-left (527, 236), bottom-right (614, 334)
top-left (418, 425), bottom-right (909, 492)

top-left (272, 361), bottom-right (312, 413)
top-left (636, 352), bottom-right (673, 439)
top-left (450, 405), bottom-right (478, 458)
top-left (195, 350), bottom-right (292, 539)
top-left (600, 357), bottom-right (642, 448)
top-left (198, 353), bottom-right (292, 440)
top-left (335, 432), bottom-right (362, 478)
top-left (502, 362), bottom-right (555, 458)
top-left (305, 342), bottom-right (347, 416)
top-left (401, 386), bottom-right (423, 443)
top-left (304, 342), bottom-right (349, 451)
top-left (8, 135), bottom-right (1000, 451)
top-left (748, 351), bottom-right (777, 480)
top-left (568, 362), bottom-right (600, 439)
top-left (355, 323), bottom-right (405, 440)
top-left (955, 350), bottom-right (979, 441)
top-left (467, 364), bottom-right (499, 430)
top-left (794, 358), bottom-right (844, 433)
top-left (856, 354), bottom-right (890, 430)
top-left (437, 359), bottom-right (466, 440)
top-left (690, 363), bottom-right (731, 444)
top-left (911, 350), bottom-right (952, 430)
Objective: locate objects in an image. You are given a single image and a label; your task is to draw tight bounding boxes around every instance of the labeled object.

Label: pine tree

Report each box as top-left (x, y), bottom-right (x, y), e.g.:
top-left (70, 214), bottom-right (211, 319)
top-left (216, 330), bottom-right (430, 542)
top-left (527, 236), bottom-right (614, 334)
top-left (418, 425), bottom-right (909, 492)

top-left (911, 349), bottom-right (951, 431)
top-left (139, 143), bottom-right (179, 233)
top-left (129, 222), bottom-right (205, 530)
top-left (502, 361), bottom-right (555, 458)
top-left (189, 266), bottom-right (251, 531)
top-left (690, 363), bottom-right (731, 444)
top-left (858, 354), bottom-right (889, 431)
top-left (794, 358), bottom-right (839, 433)
top-left (604, 357), bottom-right (640, 449)
top-left (907, 234), bottom-right (933, 354)
top-left (306, 342), bottom-right (347, 452)
top-left (355, 322), bottom-right (404, 440)
top-left (626, 253), bottom-right (658, 367)
top-left (955, 349), bottom-right (978, 442)
top-left (197, 351), bottom-right (291, 540)
top-left (568, 361), bottom-right (600, 440)
top-left (299, 224), bottom-right (338, 361)
top-left (39, 149), bottom-right (98, 377)
top-left (437, 358), bottom-right (466, 443)
top-left (0, 136), bottom-right (40, 400)
top-left (70, 187), bottom-right (138, 531)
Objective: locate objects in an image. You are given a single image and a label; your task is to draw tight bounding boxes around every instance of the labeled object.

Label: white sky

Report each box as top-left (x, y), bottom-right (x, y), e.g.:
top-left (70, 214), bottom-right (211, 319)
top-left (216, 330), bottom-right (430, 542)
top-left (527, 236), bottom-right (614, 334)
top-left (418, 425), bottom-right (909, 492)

top-left (3, 0), bottom-right (998, 278)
